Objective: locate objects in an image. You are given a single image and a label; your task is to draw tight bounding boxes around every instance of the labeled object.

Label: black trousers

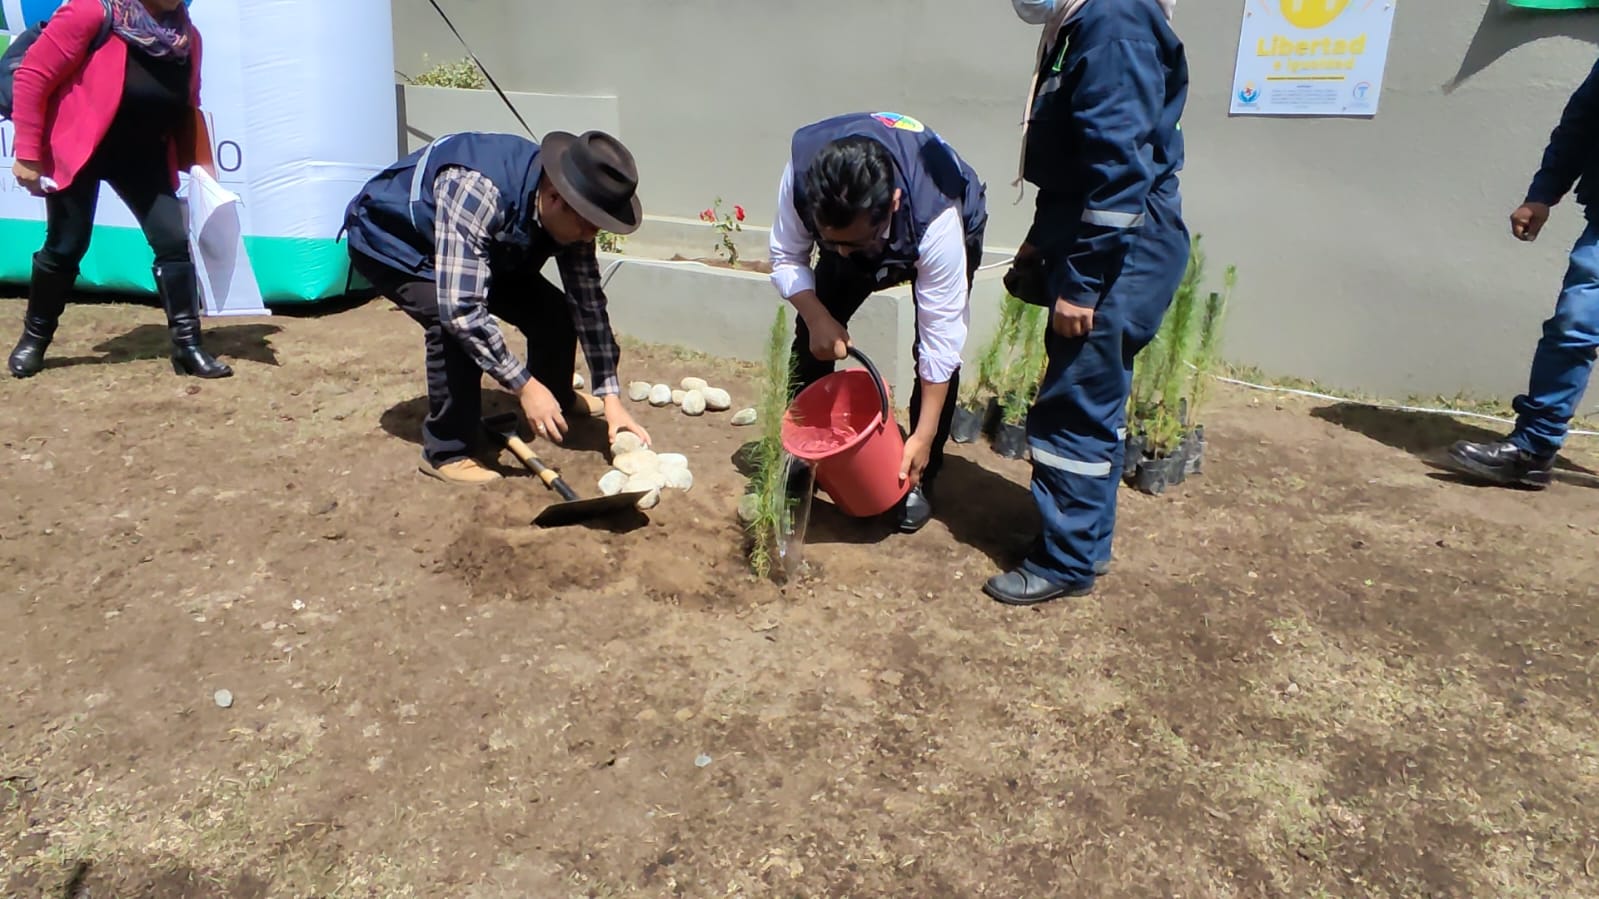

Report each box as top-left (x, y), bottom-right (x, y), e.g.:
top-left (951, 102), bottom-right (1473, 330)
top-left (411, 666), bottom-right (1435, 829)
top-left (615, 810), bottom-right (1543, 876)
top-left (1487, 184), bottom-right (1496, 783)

top-left (351, 252), bottom-right (578, 466)
top-left (790, 233), bottom-right (983, 487)
top-left (36, 143), bottom-right (188, 276)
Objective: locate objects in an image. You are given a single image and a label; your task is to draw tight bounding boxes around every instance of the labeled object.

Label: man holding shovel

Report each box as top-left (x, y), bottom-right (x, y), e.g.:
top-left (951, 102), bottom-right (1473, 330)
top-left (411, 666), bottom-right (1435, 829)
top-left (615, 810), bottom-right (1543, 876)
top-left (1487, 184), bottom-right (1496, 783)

top-left (343, 130), bottom-right (651, 484)
top-left (769, 112), bottom-right (989, 532)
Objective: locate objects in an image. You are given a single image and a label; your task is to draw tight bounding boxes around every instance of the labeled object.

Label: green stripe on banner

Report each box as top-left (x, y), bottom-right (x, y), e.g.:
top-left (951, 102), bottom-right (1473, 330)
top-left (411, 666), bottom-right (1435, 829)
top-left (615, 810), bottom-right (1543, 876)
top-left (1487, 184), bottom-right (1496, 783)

top-left (1505, 0), bottom-right (1599, 8)
top-left (0, 219), bottom-right (350, 303)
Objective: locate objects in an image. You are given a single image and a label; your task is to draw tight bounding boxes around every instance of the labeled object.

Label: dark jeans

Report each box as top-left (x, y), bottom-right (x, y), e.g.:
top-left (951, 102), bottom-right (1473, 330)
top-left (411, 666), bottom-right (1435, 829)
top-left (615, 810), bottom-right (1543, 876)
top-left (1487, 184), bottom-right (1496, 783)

top-left (350, 252), bottom-right (579, 466)
top-left (36, 143), bottom-right (188, 276)
top-left (790, 233), bottom-right (983, 487)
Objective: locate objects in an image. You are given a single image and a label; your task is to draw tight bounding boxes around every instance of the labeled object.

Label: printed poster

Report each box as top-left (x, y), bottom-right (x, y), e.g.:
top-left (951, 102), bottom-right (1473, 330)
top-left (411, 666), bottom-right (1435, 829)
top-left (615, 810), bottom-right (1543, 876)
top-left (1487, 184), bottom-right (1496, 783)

top-left (1230, 0), bottom-right (1399, 117)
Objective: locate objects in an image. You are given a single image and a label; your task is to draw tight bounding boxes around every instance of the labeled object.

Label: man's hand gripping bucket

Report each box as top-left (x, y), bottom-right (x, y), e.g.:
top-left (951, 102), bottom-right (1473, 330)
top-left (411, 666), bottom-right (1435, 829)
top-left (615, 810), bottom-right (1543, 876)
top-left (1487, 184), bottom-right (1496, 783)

top-left (780, 347), bottom-right (910, 518)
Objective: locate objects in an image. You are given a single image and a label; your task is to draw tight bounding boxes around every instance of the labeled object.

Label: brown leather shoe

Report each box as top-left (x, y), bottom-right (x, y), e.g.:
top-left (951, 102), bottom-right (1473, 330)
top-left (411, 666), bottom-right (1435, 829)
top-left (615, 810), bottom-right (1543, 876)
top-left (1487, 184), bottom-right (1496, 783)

top-left (565, 394), bottom-right (605, 417)
top-left (419, 457), bottom-right (502, 485)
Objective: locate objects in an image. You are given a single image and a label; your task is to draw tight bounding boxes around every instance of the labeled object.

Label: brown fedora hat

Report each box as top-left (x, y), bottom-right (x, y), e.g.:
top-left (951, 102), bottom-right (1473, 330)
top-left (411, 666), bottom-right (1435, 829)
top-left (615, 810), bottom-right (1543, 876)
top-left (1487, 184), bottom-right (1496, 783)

top-left (538, 130), bottom-right (643, 235)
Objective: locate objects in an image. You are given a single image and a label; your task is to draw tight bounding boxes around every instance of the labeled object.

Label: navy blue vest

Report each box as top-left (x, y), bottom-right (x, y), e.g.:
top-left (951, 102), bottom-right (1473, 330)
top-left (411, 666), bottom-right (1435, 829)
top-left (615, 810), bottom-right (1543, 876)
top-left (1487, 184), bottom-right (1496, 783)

top-left (790, 113), bottom-right (987, 274)
top-left (343, 132), bottom-right (551, 275)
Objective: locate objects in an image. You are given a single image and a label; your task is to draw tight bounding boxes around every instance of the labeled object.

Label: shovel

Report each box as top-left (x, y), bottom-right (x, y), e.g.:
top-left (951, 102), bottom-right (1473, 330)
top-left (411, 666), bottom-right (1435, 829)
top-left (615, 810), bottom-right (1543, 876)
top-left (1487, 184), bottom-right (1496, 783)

top-left (481, 413), bottom-right (651, 528)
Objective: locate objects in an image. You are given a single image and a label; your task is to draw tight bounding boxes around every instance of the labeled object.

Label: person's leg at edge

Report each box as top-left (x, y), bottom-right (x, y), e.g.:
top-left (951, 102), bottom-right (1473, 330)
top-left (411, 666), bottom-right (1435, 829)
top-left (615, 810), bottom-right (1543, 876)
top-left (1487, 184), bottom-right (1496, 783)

top-left (1089, 207), bottom-right (1189, 576)
top-left (490, 271), bottom-right (584, 415)
top-left (350, 252), bottom-right (498, 484)
top-left (8, 173), bottom-right (100, 378)
top-left (899, 231), bottom-right (983, 532)
top-left (1450, 222), bottom-right (1599, 488)
top-left (112, 162), bottom-right (232, 378)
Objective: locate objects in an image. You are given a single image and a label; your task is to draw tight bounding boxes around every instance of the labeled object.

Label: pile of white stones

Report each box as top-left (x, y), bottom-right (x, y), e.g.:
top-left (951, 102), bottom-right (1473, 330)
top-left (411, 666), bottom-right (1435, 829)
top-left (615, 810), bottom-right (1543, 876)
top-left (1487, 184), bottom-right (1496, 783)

top-left (598, 431), bottom-right (693, 511)
top-left (626, 377), bottom-right (757, 425)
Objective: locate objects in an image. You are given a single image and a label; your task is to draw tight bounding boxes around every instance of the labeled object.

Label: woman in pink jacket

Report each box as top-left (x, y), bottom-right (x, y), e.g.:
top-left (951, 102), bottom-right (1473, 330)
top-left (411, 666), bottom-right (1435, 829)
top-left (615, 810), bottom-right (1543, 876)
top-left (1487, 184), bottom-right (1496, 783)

top-left (8, 0), bottom-right (230, 379)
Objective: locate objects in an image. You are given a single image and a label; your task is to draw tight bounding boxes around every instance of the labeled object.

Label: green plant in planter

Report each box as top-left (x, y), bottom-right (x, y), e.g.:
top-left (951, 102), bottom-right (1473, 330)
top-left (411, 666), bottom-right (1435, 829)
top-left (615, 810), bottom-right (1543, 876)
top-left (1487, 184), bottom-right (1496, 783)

top-left (595, 231), bottom-right (626, 254)
top-left (1126, 234), bottom-right (1236, 462)
top-left (405, 56), bottom-right (487, 90)
top-left (1000, 302), bottom-right (1048, 426)
top-left (747, 305), bottom-right (797, 579)
top-left (1188, 265), bottom-right (1235, 419)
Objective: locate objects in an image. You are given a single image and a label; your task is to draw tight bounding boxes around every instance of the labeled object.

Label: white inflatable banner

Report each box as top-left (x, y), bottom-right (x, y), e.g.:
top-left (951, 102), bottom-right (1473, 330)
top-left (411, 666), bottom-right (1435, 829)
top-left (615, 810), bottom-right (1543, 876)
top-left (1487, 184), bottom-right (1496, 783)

top-left (0, 0), bottom-right (396, 304)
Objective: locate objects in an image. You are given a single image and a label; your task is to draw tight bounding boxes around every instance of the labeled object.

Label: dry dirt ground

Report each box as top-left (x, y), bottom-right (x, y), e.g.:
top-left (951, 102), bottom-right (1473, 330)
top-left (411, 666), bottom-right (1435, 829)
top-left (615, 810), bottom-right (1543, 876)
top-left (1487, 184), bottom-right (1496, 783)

top-left (3, 298), bottom-right (1598, 898)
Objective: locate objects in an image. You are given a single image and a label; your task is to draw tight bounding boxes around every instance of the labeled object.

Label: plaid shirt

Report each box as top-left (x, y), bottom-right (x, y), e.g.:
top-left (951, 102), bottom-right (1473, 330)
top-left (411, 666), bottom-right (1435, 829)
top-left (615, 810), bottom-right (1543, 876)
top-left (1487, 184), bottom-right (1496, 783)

top-left (431, 166), bottom-right (622, 396)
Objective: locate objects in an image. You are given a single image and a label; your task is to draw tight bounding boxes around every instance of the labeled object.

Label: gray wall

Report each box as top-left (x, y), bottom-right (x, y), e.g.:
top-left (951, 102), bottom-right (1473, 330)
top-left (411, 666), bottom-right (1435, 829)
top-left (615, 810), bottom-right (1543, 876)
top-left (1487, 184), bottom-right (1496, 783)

top-left (393, 0), bottom-right (1599, 405)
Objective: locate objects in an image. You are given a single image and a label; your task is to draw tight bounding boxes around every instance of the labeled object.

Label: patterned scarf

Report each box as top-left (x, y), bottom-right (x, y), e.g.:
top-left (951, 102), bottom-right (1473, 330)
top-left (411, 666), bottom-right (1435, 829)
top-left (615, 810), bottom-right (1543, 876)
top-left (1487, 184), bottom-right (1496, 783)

top-left (109, 0), bottom-right (192, 62)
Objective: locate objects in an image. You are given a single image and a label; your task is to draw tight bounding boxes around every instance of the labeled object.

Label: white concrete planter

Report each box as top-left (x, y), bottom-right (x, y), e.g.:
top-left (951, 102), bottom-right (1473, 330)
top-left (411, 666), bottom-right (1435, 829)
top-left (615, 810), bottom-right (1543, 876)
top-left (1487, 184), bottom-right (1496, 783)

top-left (395, 84), bottom-right (620, 155)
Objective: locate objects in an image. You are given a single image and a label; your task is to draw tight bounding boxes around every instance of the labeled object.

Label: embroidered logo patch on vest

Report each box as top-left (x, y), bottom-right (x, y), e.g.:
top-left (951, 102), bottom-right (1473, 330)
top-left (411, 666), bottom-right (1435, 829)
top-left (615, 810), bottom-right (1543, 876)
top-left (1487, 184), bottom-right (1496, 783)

top-left (871, 113), bottom-right (925, 133)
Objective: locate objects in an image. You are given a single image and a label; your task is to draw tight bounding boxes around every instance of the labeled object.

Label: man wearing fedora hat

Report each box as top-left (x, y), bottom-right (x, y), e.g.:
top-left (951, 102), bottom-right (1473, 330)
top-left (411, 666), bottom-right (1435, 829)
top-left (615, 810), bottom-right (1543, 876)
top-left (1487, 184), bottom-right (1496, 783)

top-left (343, 129), bottom-right (652, 484)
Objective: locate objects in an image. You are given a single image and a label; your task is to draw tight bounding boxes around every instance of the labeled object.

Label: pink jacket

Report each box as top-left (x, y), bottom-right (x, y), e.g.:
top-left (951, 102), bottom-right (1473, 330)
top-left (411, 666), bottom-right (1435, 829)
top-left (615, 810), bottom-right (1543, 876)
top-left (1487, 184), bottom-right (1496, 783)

top-left (11, 0), bottom-right (203, 192)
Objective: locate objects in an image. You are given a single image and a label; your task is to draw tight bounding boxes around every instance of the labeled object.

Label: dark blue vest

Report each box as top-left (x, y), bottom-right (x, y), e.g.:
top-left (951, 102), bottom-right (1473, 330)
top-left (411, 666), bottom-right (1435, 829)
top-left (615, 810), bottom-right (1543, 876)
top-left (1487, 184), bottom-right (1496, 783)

top-left (343, 132), bottom-right (551, 275)
top-left (790, 113), bottom-right (987, 273)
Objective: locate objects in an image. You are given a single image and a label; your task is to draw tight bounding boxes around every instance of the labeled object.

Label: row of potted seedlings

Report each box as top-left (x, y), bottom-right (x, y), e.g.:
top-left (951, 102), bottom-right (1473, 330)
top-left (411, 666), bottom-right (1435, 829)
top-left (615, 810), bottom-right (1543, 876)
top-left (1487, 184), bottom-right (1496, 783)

top-left (953, 235), bottom-right (1235, 497)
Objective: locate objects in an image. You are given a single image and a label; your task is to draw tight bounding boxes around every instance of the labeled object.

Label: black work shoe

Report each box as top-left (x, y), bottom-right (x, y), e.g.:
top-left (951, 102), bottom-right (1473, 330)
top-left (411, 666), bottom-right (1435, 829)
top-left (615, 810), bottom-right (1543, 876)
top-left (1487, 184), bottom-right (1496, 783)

top-left (1445, 439), bottom-right (1554, 489)
top-left (983, 568), bottom-right (1094, 606)
top-left (898, 484), bottom-right (933, 533)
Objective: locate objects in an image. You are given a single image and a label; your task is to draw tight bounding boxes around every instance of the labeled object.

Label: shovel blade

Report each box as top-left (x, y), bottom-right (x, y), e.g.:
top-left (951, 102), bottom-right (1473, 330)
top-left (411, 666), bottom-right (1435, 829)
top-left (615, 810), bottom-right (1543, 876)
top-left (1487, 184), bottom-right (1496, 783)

top-left (533, 491), bottom-right (652, 528)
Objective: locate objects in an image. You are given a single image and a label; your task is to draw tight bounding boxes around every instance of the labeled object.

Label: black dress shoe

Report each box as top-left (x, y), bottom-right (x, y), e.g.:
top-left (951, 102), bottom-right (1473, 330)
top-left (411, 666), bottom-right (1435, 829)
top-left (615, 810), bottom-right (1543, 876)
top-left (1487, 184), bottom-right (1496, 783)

top-left (1445, 439), bottom-right (1554, 489)
top-left (898, 484), bottom-right (933, 533)
top-left (983, 568), bottom-right (1094, 606)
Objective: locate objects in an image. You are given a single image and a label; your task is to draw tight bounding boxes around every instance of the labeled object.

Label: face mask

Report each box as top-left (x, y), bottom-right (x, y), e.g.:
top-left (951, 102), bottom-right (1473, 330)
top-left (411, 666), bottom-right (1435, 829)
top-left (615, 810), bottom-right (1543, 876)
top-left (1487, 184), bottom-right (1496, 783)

top-left (1011, 0), bottom-right (1059, 25)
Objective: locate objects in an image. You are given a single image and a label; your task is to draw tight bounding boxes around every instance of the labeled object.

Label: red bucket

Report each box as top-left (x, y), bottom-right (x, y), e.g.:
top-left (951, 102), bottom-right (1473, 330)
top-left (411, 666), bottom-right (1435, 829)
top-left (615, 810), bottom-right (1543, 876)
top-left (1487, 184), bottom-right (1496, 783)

top-left (781, 348), bottom-right (910, 518)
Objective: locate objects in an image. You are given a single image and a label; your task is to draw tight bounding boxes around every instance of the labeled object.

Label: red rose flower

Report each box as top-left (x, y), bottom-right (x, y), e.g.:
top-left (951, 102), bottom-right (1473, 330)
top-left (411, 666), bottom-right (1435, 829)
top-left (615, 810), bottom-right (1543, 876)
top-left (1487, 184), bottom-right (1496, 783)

top-left (700, 208), bottom-right (715, 222)
top-left (734, 205), bottom-right (746, 222)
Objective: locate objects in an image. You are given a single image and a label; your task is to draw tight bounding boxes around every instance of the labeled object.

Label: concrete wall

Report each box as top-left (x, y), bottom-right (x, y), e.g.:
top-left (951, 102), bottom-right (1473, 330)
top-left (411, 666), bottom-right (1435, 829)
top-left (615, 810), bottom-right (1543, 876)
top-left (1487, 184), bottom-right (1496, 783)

top-left (393, 0), bottom-right (1599, 406)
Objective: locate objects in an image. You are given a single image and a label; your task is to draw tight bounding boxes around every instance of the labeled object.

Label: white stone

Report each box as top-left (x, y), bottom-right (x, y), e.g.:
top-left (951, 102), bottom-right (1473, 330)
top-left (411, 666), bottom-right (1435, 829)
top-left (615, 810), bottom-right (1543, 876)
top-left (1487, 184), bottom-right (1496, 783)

top-left (732, 408), bottom-right (758, 426)
top-left (663, 468), bottom-right (694, 491)
top-left (627, 381), bottom-right (652, 402)
top-left (702, 387), bottom-right (732, 411)
top-left (610, 431), bottom-right (646, 456)
top-left (572, 372), bottom-right (585, 391)
top-left (648, 384), bottom-right (672, 406)
top-left (672, 389), bottom-right (687, 406)
top-left (635, 489), bottom-right (662, 511)
top-left (682, 390), bottom-right (707, 416)
top-left (214, 689), bottom-right (234, 709)
top-left (681, 377), bottom-right (709, 392)
top-left (657, 453), bottom-right (689, 471)
top-left (626, 473), bottom-right (666, 494)
top-left (613, 451), bottom-right (660, 476)
top-left (598, 470), bottom-right (629, 497)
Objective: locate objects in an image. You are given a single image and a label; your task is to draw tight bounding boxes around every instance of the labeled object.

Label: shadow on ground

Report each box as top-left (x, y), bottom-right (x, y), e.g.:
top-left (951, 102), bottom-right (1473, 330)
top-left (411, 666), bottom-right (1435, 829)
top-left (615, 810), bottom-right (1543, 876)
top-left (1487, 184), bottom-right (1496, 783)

top-left (41, 323), bottom-right (282, 371)
top-left (1312, 402), bottom-right (1599, 488)
top-left (379, 393), bottom-right (612, 459)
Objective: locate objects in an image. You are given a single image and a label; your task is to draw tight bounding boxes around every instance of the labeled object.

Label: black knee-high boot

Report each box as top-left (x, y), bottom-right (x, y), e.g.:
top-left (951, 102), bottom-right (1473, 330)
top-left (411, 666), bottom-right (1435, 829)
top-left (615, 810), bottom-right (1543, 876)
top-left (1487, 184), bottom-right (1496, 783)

top-left (154, 262), bottom-right (233, 379)
top-left (8, 259), bottom-right (75, 379)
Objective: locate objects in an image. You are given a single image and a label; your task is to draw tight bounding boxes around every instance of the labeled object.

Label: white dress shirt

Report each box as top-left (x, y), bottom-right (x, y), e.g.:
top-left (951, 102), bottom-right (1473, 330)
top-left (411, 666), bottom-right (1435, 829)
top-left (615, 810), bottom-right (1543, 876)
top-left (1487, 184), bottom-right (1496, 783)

top-left (769, 161), bottom-right (970, 384)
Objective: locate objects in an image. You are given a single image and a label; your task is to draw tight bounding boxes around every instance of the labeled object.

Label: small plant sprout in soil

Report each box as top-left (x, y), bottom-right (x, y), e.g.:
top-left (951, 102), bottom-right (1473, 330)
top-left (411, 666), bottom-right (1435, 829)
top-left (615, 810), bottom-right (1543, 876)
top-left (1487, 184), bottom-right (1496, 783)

top-left (1125, 233), bottom-right (1235, 495)
top-left (700, 198), bottom-right (746, 268)
top-left (744, 305), bottom-right (803, 581)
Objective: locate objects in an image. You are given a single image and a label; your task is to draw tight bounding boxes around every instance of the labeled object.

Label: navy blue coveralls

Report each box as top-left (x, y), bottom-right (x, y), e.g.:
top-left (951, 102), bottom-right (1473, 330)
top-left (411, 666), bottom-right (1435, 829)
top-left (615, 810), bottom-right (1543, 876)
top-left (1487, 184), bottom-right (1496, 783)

top-left (1020, 0), bottom-right (1190, 588)
top-left (788, 113), bottom-right (989, 487)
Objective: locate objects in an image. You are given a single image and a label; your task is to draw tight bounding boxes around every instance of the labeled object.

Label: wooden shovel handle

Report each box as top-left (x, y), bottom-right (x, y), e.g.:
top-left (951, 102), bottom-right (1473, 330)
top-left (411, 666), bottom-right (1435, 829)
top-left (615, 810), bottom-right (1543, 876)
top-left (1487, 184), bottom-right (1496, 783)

top-left (502, 433), bottom-right (580, 502)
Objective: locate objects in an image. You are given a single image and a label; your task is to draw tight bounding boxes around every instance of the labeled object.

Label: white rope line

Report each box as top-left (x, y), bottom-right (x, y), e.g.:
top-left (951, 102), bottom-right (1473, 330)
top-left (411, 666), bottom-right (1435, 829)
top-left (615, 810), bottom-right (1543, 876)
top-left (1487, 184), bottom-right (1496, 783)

top-left (1205, 371), bottom-right (1599, 439)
